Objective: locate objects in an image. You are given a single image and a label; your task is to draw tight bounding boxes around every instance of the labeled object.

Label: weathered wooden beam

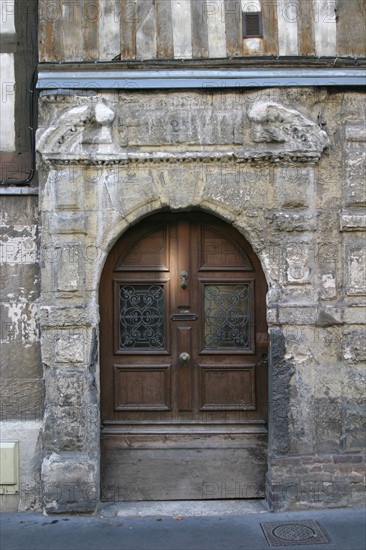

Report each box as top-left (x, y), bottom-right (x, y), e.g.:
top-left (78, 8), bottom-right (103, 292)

top-left (120, 0), bottom-right (136, 59)
top-left (336, 0), bottom-right (366, 57)
top-left (156, 0), bottom-right (174, 58)
top-left (297, 0), bottom-right (315, 56)
top-left (61, 0), bottom-right (83, 61)
top-left (261, 0), bottom-right (278, 55)
top-left (38, 0), bottom-right (64, 62)
top-left (83, 0), bottom-right (98, 61)
top-left (191, 0), bottom-right (209, 58)
top-left (224, 0), bottom-right (242, 56)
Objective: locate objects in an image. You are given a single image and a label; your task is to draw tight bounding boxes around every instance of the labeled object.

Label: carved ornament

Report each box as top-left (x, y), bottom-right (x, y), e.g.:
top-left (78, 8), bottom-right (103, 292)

top-left (37, 98), bottom-right (329, 166)
top-left (247, 102), bottom-right (329, 161)
top-left (37, 100), bottom-right (123, 165)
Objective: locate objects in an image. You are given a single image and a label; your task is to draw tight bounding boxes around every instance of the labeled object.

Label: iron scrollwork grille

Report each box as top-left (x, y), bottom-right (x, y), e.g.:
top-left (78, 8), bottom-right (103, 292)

top-left (204, 284), bottom-right (250, 349)
top-left (119, 285), bottom-right (165, 349)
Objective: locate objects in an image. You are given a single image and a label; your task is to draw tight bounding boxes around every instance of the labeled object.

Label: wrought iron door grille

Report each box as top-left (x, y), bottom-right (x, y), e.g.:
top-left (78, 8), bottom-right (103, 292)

top-left (119, 284), bottom-right (165, 349)
top-left (204, 284), bottom-right (249, 349)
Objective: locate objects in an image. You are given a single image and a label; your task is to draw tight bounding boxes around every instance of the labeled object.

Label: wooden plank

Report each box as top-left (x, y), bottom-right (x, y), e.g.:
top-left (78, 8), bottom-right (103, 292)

top-left (276, 0), bottom-right (298, 55)
top-left (38, 0), bottom-right (64, 61)
top-left (336, 0), bottom-right (366, 57)
top-left (260, 0), bottom-right (278, 55)
top-left (191, 0), bottom-right (209, 58)
top-left (156, 0), bottom-right (174, 58)
top-left (101, 436), bottom-right (267, 500)
top-left (176, 221), bottom-right (191, 308)
top-left (61, 0), bottom-right (83, 61)
top-left (82, 0), bottom-right (98, 60)
top-left (297, 0), bottom-right (315, 55)
top-left (136, 0), bottom-right (157, 59)
top-left (98, 0), bottom-right (120, 61)
top-left (313, 0), bottom-right (336, 56)
top-left (171, 0), bottom-right (192, 58)
top-left (120, 0), bottom-right (136, 59)
top-left (224, 0), bottom-right (242, 56)
top-left (207, 0), bottom-right (226, 57)
top-left (177, 327), bottom-right (192, 411)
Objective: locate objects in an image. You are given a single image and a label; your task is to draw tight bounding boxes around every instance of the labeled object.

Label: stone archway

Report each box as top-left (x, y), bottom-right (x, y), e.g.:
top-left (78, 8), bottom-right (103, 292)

top-left (36, 90), bottom-right (330, 512)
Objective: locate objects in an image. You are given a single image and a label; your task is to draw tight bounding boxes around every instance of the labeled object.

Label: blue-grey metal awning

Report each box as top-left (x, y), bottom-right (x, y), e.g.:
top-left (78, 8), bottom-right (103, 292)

top-left (37, 68), bottom-right (366, 90)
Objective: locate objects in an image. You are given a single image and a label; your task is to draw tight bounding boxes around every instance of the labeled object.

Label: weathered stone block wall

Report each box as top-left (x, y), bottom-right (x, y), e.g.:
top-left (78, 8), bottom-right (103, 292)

top-left (34, 87), bottom-right (365, 512)
top-left (0, 194), bottom-right (43, 511)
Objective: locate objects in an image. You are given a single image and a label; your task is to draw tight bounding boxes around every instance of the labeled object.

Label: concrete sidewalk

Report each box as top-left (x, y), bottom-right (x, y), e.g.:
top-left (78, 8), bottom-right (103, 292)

top-left (1, 504), bottom-right (365, 550)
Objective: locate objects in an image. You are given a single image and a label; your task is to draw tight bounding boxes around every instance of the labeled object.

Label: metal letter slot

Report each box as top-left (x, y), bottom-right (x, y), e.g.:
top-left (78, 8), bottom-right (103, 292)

top-left (171, 313), bottom-right (198, 321)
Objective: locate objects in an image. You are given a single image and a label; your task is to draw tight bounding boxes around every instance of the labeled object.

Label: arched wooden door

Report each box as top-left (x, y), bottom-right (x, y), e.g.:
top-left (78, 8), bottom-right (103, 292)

top-left (100, 212), bottom-right (268, 500)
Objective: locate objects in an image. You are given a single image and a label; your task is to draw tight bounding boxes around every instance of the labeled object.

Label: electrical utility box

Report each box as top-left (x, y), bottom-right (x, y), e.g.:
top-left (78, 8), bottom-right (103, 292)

top-left (0, 441), bottom-right (19, 494)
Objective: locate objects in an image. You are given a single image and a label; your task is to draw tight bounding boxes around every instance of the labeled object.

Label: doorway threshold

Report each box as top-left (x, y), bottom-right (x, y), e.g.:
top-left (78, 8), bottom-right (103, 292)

top-left (98, 499), bottom-right (269, 518)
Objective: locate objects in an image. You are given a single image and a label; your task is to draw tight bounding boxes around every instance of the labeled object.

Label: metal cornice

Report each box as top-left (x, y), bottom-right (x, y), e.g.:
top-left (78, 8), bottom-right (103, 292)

top-left (37, 68), bottom-right (366, 89)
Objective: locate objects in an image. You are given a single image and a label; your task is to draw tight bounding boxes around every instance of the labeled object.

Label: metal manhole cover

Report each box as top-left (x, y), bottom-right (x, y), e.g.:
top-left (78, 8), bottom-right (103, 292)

top-left (260, 520), bottom-right (330, 547)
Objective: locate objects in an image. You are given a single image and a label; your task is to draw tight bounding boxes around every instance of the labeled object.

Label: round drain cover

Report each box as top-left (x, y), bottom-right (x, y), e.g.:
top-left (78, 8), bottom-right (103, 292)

top-left (272, 524), bottom-right (316, 541)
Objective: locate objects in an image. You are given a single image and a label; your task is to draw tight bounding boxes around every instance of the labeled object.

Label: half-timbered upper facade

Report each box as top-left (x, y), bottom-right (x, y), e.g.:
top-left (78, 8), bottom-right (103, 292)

top-left (38, 0), bottom-right (365, 61)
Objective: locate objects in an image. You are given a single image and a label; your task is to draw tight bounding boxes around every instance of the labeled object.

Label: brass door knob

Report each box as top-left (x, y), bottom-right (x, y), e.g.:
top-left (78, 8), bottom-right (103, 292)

top-left (179, 352), bottom-right (190, 363)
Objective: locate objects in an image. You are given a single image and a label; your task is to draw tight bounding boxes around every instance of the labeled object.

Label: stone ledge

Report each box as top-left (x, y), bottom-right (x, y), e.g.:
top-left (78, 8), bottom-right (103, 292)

top-left (39, 305), bottom-right (98, 328)
top-left (340, 211), bottom-right (366, 232)
top-left (39, 148), bottom-right (324, 168)
top-left (268, 304), bottom-right (366, 326)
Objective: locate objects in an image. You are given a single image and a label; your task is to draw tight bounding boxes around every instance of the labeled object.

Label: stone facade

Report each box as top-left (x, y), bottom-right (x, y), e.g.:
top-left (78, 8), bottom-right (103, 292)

top-left (1, 0), bottom-right (365, 515)
top-left (1, 86), bottom-right (365, 512)
top-left (35, 87), bottom-right (366, 512)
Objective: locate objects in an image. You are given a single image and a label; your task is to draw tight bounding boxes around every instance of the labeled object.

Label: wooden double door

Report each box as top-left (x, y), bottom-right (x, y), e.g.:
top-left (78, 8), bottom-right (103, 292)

top-left (100, 212), bottom-right (268, 500)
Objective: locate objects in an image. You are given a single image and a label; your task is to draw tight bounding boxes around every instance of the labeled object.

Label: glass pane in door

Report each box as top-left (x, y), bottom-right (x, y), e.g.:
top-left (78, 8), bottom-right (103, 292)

top-left (204, 284), bottom-right (249, 349)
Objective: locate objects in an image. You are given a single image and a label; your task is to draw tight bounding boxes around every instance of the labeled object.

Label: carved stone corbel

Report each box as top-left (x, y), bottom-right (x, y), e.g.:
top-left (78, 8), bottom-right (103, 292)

top-left (247, 102), bottom-right (329, 162)
top-left (37, 100), bottom-right (125, 166)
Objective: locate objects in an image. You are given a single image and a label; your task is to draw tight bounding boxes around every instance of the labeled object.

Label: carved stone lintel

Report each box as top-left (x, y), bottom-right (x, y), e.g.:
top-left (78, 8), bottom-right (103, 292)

top-left (37, 97), bottom-right (329, 166)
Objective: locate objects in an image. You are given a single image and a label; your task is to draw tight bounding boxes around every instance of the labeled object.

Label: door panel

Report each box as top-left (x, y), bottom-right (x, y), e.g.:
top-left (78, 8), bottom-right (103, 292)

top-left (199, 364), bottom-right (256, 411)
top-left (114, 364), bottom-right (171, 411)
top-left (100, 212), bottom-right (268, 500)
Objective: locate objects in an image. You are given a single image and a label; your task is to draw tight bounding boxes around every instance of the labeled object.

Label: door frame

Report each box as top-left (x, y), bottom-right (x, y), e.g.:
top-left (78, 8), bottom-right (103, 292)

top-left (99, 209), bottom-right (270, 501)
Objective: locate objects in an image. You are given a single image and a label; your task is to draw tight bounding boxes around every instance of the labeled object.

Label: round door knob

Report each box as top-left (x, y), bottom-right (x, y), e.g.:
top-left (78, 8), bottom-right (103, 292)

top-left (179, 352), bottom-right (190, 363)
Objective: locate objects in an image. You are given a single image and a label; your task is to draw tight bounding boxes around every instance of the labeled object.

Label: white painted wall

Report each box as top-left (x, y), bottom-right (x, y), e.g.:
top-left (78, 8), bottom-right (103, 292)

top-left (0, 421), bottom-right (43, 512)
top-left (0, 53), bottom-right (15, 151)
top-left (1, 0), bottom-right (15, 33)
top-left (207, 0), bottom-right (226, 58)
top-left (98, 0), bottom-right (121, 61)
top-left (313, 0), bottom-right (337, 56)
top-left (172, 0), bottom-right (192, 58)
top-left (277, 0), bottom-right (299, 55)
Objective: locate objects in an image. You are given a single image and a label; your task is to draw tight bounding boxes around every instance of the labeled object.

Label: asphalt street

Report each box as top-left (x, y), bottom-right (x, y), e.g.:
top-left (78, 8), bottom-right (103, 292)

top-left (1, 506), bottom-right (365, 550)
